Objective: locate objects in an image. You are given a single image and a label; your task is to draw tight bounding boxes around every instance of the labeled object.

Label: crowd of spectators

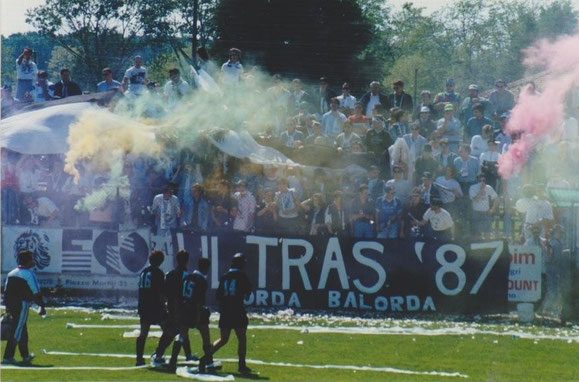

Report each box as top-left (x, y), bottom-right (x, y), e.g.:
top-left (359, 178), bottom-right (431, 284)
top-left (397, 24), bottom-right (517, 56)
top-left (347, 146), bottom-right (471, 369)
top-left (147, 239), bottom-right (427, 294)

top-left (2, 46), bottom-right (578, 246)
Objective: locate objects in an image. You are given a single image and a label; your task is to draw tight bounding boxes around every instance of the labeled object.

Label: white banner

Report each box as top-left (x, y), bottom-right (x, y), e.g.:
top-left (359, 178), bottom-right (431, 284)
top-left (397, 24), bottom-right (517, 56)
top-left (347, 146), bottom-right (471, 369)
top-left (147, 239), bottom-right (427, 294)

top-left (508, 245), bottom-right (542, 302)
top-left (1, 226), bottom-right (62, 273)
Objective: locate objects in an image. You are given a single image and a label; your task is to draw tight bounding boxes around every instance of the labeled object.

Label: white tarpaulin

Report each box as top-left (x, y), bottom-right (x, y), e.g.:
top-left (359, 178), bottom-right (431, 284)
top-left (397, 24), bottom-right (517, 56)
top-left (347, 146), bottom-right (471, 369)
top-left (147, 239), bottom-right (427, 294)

top-left (208, 129), bottom-right (296, 165)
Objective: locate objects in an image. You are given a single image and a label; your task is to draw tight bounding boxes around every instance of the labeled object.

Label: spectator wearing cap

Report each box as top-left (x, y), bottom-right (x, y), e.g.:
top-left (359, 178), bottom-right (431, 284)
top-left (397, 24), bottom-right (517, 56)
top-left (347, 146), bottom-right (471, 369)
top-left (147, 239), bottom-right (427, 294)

top-left (413, 90), bottom-right (434, 120)
top-left (31, 71), bottom-right (54, 103)
top-left (480, 139), bottom-right (501, 190)
top-left (488, 79), bottom-right (515, 119)
top-left (417, 171), bottom-right (441, 207)
top-left (97, 67), bottom-right (122, 93)
top-left (15, 47), bottom-right (38, 101)
top-left (470, 124), bottom-right (494, 159)
top-left (416, 105), bottom-right (437, 138)
top-left (414, 145), bottom-right (439, 186)
top-left (433, 78), bottom-right (460, 119)
top-left (360, 81), bottom-right (390, 118)
top-left (435, 138), bottom-right (458, 175)
top-left (232, 180), bottom-right (256, 232)
top-left (436, 103), bottom-right (461, 153)
top-left (321, 97), bottom-right (347, 138)
top-left (460, 84), bottom-right (489, 124)
top-left (348, 102), bottom-right (371, 136)
top-left (313, 76), bottom-right (338, 118)
top-left (469, 174), bottom-right (499, 239)
top-left (348, 184), bottom-right (376, 238)
top-left (1, 84), bottom-right (18, 118)
top-left (388, 79), bottom-right (413, 114)
top-left (466, 103), bottom-right (493, 141)
top-left (413, 198), bottom-right (454, 241)
top-left (386, 165), bottom-right (411, 204)
top-left (494, 113), bottom-right (512, 153)
top-left (401, 187), bottom-right (428, 238)
top-left (220, 48), bottom-right (244, 85)
top-left (376, 184), bottom-right (402, 239)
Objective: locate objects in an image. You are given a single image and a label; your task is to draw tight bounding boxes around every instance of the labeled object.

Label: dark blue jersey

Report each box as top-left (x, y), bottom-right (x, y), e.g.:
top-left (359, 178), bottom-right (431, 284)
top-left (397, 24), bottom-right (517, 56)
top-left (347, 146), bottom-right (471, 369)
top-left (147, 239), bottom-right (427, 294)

top-left (217, 269), bottom-right (251, 313)
top-left (4, 267), bottom-right (40, 309)
top-left (137, 265), bottom-right (164, 316)
top-left (164, 268), bottom-right (187, 316)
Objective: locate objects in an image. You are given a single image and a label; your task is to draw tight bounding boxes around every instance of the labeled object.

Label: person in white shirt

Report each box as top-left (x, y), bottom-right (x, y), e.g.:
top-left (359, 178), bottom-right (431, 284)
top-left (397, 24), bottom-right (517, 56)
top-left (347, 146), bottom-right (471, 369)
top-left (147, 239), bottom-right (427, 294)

top-left (31, 71), bottom-right (54, 103)
top-left (220, 48), bottom-right (244, 85)
top-left (413, 198), bottom-right (454, 241)
top-left (123, 55), bottom-right (148, 97)
top-left (321, 97), bottom-right (347, 138)
top-left (469, 174), bottom-right (499, 239)
top-left (480, 139), bottom-right (501, 190)
top-left (15, 47), bottom-right (38, 101)
top-left (337, 82), bottom-right (357, 115)
top-left (151, 186), bottom-right (181, 236)
top-left (23, 195), bottom-right (59, 227)
top-left (163, 68), bottom-right (191, 107)
top-left (470, 124), bottom-right (494, 158)
top-left (232, 181), bottom-right (257, 232)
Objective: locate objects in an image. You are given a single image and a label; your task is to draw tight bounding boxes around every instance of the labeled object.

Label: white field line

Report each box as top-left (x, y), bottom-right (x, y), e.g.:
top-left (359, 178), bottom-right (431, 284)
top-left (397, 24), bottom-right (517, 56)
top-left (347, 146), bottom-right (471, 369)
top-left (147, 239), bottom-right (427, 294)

top-left (41, 350), bottom-right (468, 378)
top-left (66, 322), bottom-right (579, 342)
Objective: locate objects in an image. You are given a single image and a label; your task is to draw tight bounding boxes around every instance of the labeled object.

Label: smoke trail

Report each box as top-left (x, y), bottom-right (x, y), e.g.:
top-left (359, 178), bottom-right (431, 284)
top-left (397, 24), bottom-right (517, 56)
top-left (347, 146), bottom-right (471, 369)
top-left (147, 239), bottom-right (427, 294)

top-left (498, 33), bottom-right (579, 179)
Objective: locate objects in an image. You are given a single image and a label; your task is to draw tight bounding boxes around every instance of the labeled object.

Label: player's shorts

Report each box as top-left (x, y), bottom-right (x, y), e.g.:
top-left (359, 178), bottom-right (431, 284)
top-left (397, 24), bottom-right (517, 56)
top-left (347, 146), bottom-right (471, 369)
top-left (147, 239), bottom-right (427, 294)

top-left (198, 306), bottom-right (210, 326)
top-left (177, 305), bottom-right (199, 329)
top-left (138, 309), bottom-right (164, 326)
top-left (218, 308), bottom-right (248, 329)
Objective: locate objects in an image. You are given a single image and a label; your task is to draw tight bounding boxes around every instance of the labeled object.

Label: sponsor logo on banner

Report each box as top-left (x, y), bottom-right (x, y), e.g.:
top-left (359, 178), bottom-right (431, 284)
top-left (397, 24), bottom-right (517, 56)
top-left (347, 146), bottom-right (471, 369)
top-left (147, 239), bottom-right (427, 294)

top-left (92, 230), bottom-right (150, 275)
top-left (13, 229), bottom-right (51, 270)
top-left (171, 232), bottom-right (511, 314)
top-left (508, 245), bottom-right (542, 302)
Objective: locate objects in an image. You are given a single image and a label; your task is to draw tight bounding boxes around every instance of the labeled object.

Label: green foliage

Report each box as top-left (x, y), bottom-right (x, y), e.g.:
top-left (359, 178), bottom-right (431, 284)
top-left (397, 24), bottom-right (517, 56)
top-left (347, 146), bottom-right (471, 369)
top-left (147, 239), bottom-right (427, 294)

top-left (213, 0), bottom-right (374, 88)
top-left (1, 32), bottom-right (55, 85)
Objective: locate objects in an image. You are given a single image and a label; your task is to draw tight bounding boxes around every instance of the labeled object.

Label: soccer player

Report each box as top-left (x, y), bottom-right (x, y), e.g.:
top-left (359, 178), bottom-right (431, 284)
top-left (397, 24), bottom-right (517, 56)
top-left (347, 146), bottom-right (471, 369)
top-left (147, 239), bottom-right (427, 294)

top-left (152, 250), bottom-right (193, 366)
top-left (136, 250), bottom-right (165, 366)
top-left (2, 250), bottom-right (45, 365)
top-left (211, 253), bottom-right (253, 375)
top-left (168, 257), bottom-right (214, 373)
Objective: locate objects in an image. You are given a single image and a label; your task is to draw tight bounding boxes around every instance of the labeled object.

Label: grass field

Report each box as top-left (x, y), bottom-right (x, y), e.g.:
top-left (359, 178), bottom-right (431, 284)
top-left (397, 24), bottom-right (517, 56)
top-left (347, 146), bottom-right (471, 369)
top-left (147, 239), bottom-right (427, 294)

top-left (1, 307), bottom-right (578, 382)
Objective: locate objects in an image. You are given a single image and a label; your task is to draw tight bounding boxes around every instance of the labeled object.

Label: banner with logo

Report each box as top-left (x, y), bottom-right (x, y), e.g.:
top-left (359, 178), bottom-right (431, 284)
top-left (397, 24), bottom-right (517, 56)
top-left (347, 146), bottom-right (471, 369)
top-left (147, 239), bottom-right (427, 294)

top-left (171, 232), bottom-right (510, 314)
top-left (507, 245), bottom-right (542, 302)
top-left (1, 226), bottom-right (152, 275)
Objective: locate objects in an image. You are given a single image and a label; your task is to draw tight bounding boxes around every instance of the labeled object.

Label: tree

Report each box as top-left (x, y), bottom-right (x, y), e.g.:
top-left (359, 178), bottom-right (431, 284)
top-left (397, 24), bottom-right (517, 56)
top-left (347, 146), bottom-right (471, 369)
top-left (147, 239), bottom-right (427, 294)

top-left (1, 32), bottom-right (56, 85)
top-left (213, 0), bottom-right (373, 87)
top-left (26, 0), bottom-right (150, 89)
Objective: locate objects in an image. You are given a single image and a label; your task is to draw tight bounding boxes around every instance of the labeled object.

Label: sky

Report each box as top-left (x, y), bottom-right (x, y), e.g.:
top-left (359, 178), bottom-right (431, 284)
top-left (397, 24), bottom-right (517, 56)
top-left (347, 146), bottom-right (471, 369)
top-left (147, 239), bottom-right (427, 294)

top-left (1, 0), bottom-right (579, 37)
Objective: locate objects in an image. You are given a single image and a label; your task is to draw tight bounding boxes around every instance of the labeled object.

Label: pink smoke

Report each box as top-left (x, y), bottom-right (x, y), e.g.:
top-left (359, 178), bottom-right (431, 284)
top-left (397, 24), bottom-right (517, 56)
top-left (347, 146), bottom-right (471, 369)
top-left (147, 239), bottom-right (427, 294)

top-left (498, 33), bottom-right (579, 178)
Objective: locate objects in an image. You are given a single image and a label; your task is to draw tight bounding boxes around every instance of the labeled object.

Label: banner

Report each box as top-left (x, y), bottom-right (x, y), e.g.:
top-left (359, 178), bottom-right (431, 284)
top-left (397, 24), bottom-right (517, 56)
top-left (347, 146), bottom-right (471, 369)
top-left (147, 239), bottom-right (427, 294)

top-left (507, 245), bottom-right (542, 302)
top-left (171, 232), bottom-right (510, 314)
top-left (1, 226), bottom-right (153, 275)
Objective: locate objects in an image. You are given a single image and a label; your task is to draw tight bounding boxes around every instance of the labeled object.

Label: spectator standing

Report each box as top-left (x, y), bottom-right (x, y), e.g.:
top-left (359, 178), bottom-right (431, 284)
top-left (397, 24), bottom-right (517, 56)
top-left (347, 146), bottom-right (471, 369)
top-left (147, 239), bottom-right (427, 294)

top-left (337, 82), bottom-right (357, 115)
top-left (97, 67), bottom-right (122, 93)
top-left (403, 122), bottom-right (428, 175)
top-left (488, 79), bottom-right (515, 119)
top-left (466, 103), bottom-right (493, 141)
top-left (413, 90), bottom-right (434, 120)
top-left (31, 71), bottom-right (54, 103)
top-left (220, 48), bottom-right (244, 85)
top-left (460, 84), bottom-right (489, 124)
top-left (388, 80), bottom-right (413, 114)
top-left (288, 79), bottom-right (311, 114)
top-left (480, 140), bottom-right (501, 190)
top-left (360, 81), bottom-right (390, 118)
top-left (274, 178), bottom-right (301, 234)
top-left (433, 78), bottom-right (460, 119)
top-left (314, 76), bottom-right (337, 118)
top-left (435, 139), bottom-right (458, 175)
top-left (385, 165), bottom-right (411, 204)
top-left (366, 165), bottom-right (385, 201)
top-left (15, 48), bottom-right (38, 101)
top-left (348, 102), bottom-right (370, 136)
top-left (181, 183), bottom-right (210, 232)
top-left (436, 103), bottom-right (462, 153)
top-left (454, 144), bottom-right (480, 193)
top-left (163, 68), bottom-right (191, 107)
top-left (255, 189), bottom-right (278, 234)
top-left (413, 198), bottom-right (454, 241)
top-left (469, 175), bottom-right (499, 239)
top-left (470, 124), bottom-right (494, 159)
top-left (2, 250), bottom-right (46, 365)
top-left (123, 56), bottom-right (148, 97)
top-left (416, 106), bottom-right (437, 140)
top-left (414, 145), bottom-right (439, 186)
top-left (365, 118), bottom-right (394, 162)
top-left (321, 97), bottom-right (347, 138)
top-left (151, 185), bottom-right (181, 236)
top-left (232, 180), bottom-right (256, 232)
top-left (434, 165), bottom-right (463, 217)
top-left (325, 190), bottom-right (348, 236)
top-left (211, 180), bottom-right (233, 232)
top-left (494, 113), bottom-right (512, 153)
top-left (53, 68), bottom-right (82, 98)
top-left (376, 185), bottom-right (402, 239)
top-left (348, 184), bottom-right (376, 238)
top-left (401, 187), bottom-right (428, 238)
top-left (388, 108), bottom-right (408, 141)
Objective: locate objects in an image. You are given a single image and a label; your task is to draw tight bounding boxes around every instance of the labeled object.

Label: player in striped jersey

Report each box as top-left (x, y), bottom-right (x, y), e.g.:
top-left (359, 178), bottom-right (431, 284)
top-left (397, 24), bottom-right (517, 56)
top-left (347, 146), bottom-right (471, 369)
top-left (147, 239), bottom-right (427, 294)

top-left (2, 250), bottom-right (45, 365)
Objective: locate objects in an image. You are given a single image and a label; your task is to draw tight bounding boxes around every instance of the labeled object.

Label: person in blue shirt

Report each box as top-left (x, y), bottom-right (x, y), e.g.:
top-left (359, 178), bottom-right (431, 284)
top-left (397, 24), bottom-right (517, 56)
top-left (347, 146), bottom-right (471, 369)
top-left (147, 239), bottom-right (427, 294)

top-left (466, 103), bottom-right (493, 141)
top-left (376, 185), bottom-right (402, 239)
top-left (454, 144), bottom-right (480, 193)
top-left (97, 67), bottom-right (122, 93)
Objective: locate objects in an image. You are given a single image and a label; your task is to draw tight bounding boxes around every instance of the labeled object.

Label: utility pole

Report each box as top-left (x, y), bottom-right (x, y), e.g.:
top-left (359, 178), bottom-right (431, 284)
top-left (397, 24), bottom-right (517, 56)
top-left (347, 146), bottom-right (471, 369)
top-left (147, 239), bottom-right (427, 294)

top-left (192, 0), bottom-right (199, 66)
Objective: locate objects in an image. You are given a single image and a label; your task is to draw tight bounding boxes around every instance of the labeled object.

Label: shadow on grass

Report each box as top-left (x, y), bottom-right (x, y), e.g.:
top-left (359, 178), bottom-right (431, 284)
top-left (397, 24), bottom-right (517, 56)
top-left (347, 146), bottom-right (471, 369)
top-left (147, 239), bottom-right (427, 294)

top-left (233, 372), bottom-right (269, 380)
